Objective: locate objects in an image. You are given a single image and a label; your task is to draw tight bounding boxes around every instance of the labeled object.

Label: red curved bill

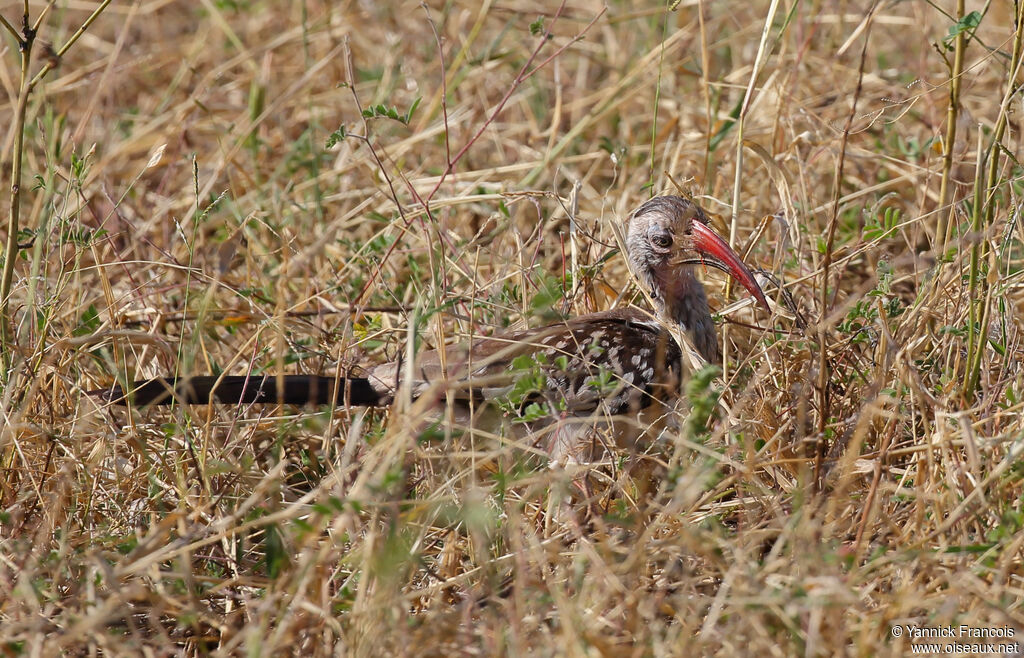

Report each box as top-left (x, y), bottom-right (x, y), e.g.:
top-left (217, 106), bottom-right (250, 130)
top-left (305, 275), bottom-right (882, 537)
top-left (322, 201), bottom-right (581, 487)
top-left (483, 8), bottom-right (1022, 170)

top-left (690, 221), bottom-right (770, 310)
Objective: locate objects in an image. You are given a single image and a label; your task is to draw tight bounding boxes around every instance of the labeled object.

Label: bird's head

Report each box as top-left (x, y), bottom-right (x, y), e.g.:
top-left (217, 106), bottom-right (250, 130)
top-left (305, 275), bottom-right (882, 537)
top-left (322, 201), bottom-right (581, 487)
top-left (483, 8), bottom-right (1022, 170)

top-left (626, 195), bottom-right (769, 362)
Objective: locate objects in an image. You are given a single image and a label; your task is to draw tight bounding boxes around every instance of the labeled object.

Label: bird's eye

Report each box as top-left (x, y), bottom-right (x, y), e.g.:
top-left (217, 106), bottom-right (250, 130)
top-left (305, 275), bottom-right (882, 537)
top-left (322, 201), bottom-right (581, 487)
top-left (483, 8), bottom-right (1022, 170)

top-left (651, 234), bottom-right (672, 249)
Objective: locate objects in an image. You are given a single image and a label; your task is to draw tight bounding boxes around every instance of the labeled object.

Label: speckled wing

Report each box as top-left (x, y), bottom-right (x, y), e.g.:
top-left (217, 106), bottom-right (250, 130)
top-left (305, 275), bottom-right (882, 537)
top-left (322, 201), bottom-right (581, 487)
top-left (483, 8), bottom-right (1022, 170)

top-left (366, 309), bottom-right (682, 416)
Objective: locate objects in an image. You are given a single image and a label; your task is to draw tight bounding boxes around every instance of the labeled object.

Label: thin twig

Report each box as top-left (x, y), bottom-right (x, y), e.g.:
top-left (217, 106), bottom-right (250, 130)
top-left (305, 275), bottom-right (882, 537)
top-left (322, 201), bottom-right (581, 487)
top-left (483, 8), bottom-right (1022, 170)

top-left (815, 4), bottom-right (876, 490)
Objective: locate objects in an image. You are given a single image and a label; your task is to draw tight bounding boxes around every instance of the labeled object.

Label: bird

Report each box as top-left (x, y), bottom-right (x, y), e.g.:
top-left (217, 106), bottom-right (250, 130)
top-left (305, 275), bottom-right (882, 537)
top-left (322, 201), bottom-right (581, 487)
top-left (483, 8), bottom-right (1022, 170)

top-left (96, 196), bottom-right (768, 462)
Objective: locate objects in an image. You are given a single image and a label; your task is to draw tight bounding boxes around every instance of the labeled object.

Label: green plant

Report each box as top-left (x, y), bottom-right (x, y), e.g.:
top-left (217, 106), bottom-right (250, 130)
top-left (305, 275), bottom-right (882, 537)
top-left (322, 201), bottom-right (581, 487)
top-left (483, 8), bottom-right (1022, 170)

top-left (1, 3), bottom-right (113, 368)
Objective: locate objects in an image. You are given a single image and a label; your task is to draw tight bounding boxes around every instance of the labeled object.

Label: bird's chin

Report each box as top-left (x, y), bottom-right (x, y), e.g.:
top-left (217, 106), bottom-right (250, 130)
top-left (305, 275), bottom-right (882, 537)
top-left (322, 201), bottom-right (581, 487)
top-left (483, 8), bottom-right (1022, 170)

top-left (629, 261), bottom-right (660, 298)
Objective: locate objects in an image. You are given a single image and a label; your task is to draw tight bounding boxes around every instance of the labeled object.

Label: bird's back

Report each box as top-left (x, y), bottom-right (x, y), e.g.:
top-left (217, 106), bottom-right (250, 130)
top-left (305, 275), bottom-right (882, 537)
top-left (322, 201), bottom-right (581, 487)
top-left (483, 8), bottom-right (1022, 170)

top-left (367, 308), bottom-right (683, 419)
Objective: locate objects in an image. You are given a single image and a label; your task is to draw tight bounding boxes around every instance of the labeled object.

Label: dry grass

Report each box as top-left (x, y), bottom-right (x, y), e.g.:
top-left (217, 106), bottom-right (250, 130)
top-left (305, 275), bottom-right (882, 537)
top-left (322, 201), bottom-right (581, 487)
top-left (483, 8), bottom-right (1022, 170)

top-left (2, 1), bottom-right (1024, 655)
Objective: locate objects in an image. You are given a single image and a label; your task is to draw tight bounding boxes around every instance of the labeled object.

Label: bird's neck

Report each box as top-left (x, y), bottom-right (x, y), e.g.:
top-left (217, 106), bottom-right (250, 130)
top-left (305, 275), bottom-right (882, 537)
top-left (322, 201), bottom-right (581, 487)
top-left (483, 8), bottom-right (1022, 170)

top-left (651, 267), bottom-right (717, 363)
top-left (628, 242), bottom-right (719, 361)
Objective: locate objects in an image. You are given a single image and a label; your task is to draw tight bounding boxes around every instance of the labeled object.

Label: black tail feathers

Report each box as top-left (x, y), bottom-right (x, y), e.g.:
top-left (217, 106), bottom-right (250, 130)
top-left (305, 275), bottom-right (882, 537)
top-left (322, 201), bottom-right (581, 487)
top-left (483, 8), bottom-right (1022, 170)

top-left (93, 374), bottom-right (383, 407)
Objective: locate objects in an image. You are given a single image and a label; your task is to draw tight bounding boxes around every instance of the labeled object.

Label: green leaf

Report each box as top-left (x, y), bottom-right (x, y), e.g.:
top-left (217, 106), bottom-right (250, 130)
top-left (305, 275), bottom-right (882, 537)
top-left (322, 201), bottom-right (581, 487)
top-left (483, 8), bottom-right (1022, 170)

top-left (360, 98), bottom-right (421, 126)
top-left (864, 207), bottom-right (901, 241)
top-left (943, 11), bottom-right (982, 49)
top-left (402, 97), bottom-right (421, 124)
top-left (515, 402), bottom-right (548, 423)
top-left (325, 125), bottom-right (347, 148)
top-left (73, 304), bottom-right (101, 337)
top-left (708, 97), bottom-right (743, 151)
top-left (264, 524), bottom-right (288, 578)
top-left (587, 367), bottom-right (618, 395)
